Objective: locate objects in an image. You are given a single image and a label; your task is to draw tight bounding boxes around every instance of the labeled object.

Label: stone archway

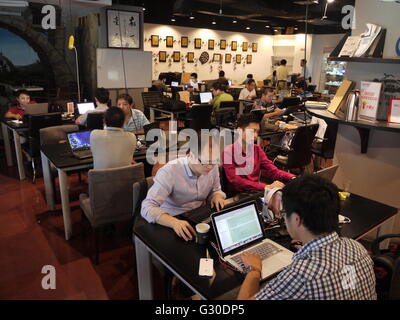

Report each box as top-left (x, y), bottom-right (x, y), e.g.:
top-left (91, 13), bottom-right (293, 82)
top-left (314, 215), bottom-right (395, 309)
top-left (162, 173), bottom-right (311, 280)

top-left (0, 16), bottom-right (73, 87)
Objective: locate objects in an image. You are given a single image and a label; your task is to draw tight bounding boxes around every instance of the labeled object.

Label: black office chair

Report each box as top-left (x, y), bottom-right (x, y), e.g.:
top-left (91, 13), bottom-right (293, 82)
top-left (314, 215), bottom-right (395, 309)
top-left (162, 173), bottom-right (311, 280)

top-left (141, 91), bottom-right (168, 121)
top-left (23, 113), bottom-right (62, 182)
top-left (312, 122), bottom-right (338, 170)
top-left (219, 101), bottom-right (240, 114)
top-left (186, 104), bottom-right (213, 131)
top-left (274, 124), bottom-right (319, 174)
top-left (214, 107), bottom-right (237, 129)
top-left (86, 112), bottom-right (104, 130)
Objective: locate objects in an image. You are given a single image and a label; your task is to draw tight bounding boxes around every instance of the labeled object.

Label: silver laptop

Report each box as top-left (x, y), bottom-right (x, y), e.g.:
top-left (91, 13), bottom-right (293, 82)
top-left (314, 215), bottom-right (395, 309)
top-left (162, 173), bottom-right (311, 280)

top-left (211, 201), bottom-right (293, 280)
top-left (67, 131), bottom-right (92, 159)
top-left (316, 165), bottom-right (339, 182)
top-left (77, 102), bottom-right (95, 115)
top-left (24, 103), bottom-right (49, 115)
top-left (200, 92), bottom-right (213, 104)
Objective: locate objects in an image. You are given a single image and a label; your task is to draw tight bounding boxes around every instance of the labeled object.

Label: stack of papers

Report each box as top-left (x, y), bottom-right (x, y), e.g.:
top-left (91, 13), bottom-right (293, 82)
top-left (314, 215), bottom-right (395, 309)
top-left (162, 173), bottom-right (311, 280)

top-left (339, 36), bottom-right (361, 58)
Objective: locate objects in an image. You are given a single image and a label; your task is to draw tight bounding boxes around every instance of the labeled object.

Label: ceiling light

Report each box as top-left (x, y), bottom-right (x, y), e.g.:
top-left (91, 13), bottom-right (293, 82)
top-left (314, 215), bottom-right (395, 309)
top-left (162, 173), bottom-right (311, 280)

top-left (233, 19), bottom-right (237, 23)
top-left (246, 26), bottom-right (250, 30)
top-left (212, 21), bottom-right (217, 25)
top-left (189, 15), bottom-right (195, 20)
top-left (171, 17), bottom-right (176, 22)
top-left (265, 25), bottom-right (270, 28)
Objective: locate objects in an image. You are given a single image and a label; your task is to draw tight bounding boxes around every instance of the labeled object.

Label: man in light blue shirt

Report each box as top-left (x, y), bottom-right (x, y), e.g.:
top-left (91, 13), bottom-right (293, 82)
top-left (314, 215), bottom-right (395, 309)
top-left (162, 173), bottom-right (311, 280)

top-left (141, 137), bottom-right (226, 241)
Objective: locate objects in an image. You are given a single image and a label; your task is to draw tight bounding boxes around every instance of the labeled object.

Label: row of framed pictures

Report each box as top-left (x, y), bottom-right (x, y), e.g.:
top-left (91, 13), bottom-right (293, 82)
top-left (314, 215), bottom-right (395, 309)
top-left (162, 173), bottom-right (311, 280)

top-left (158, 51), bottom-right (253, 64)
top-left (150, 35), bottom-right (258, 52)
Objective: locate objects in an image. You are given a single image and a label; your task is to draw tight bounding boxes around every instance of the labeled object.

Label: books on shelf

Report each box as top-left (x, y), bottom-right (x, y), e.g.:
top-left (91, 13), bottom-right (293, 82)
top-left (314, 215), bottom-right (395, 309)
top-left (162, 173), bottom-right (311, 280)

top-left (354, 23), bottom-right (382, 58)
top-left (328, 79), bottom-right (355, 115)
top-left (339, 36), bottom-right (361, 58)
top-left (359, 81), bottom-right (382, 121)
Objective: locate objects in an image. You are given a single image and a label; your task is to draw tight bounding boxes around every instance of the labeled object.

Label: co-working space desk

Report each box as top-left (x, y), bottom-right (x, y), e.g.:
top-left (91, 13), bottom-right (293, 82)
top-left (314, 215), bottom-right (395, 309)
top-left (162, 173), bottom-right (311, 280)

top-left (134, 193), bottom-right (398, 300)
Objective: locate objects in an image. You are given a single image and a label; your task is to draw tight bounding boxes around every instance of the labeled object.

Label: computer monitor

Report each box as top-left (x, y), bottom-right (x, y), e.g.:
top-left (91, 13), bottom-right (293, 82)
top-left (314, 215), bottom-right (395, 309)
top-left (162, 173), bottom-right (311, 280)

top-left (228, 80), bottom-right (232, 86)
top-left (77, 102), bottom-right (95, 115)
top-left (200, 92), bottom-right (213, 104)
top-left (171, 81), bottom-right (179, 87)
top-left (67, 131), bottom-right (91, 151)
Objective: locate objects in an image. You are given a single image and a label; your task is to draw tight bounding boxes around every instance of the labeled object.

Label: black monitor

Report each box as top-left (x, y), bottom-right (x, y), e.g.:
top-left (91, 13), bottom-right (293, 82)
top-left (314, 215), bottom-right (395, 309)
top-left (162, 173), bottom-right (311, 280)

top-left (159, 72), bottom-right (181, 86)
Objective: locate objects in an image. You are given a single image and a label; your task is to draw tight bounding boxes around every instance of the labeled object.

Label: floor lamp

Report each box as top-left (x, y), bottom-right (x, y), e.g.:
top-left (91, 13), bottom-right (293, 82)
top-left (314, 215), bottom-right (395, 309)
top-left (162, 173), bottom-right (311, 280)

top-left (68, 35), bottom-right (81, 102)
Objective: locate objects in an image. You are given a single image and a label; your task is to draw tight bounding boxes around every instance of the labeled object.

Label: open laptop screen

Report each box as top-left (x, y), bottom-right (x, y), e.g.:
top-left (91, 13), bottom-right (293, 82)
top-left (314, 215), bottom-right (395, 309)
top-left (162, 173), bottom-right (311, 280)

top-left (77, 102), bottom-right (95, 115)
top-left (213, 202), bottom-right (263, 255)
top-left (67, 131), bottom-right (91, 150)
top-left (200, 92), bottom-right (213, 104)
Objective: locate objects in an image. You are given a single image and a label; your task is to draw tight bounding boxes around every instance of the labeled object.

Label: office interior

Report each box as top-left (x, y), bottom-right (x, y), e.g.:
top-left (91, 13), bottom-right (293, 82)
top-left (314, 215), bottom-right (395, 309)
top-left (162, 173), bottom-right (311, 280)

top-left (0, 0), bottom-right (399, 301)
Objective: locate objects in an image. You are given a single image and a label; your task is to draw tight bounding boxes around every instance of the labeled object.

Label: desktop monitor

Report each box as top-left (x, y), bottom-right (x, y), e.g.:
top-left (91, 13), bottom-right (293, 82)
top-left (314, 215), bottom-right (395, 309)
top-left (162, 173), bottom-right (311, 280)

top-left (77, 102), bottom-right (95, 115)
top-left (200, 92), bottom-right (213, 104)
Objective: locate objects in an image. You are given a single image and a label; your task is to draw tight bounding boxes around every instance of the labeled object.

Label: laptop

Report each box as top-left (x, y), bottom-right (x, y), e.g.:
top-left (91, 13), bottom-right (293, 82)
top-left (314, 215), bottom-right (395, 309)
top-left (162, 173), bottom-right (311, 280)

top-left (24, 103), bottom-right (49, 115)
top-left (67, 131), bottom-right (92, 159)
top-left (211, 201), bottom-right (293, 280)
top-left (315, 165), bottom-right (339, 182)
top-left (200, 92), bottom-right (213, 104)
top-left (77, 102), bottom-right (95, 115)
top-left (171, 81), bottom-right (179, 87)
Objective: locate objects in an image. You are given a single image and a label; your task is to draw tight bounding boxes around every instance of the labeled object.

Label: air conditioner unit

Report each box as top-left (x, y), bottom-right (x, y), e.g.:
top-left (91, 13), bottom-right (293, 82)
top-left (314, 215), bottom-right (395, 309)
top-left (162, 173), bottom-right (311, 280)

top-left (72, 0), bottom-right (112, 6)
top-left (0, 0), bottom-right (28, 7)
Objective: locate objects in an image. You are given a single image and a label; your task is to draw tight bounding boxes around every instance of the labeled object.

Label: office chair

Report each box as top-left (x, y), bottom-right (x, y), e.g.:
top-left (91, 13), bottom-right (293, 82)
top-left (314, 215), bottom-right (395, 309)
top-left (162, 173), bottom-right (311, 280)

top-left (311, 122), bottom-right (338, 171)
top-left (141, 91), bottom-right (169, 121)
top-left (86, 112), bottom-right (104, 130)
top-left (219, 101), bottom-right (240, 114)
top-left (186, 104), bottom-right (213, 131)
top-left (79, 163), bottom-right (145, 264)
top-left (23, 113), bottom-right (62, 182)
top-left (274, 124), bottom-right (319, 174)
top-left (214, 107), bottom-right (237, 129)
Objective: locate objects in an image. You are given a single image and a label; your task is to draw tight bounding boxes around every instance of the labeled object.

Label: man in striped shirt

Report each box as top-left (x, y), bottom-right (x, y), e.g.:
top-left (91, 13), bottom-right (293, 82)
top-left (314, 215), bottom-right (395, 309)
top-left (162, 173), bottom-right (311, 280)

top-left (237, 175), bottom-right (377, 300)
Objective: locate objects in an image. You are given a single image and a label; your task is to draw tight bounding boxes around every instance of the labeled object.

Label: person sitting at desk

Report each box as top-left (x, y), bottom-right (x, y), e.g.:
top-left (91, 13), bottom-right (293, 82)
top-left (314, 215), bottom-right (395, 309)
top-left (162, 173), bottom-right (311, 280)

top-left (276, 59), bottom-right (289, 91)
top-left (215, 70), bottom-right (229, 87)
top-left (5, 89), bottom-right (37, 120)
top-left (90, 107), bottom-right (136, 170)
top-left (237, 174), bottom-right (377, 300)
top-left (75, 87), bottom-right (109, 127)
top-left (141, 135), bottom-right (226, 241)
top-left (242, 74), bottom-right (254, 85)
top-left (117, 93), bottom-right (149, 135)
top-left (210, 82), bottom-right (234, 112)
top-left (189, 73), bottom-right (201, 91)
top-left (253, 88), bottom-right (285, 122)
top-left (239, 79), bottom-right (257, 100)
top-left (222, 114), bottom-right (295, 194)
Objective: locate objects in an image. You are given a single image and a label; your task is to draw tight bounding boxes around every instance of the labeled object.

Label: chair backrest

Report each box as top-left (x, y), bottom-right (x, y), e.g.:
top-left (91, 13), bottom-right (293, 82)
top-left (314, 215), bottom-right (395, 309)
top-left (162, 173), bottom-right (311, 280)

top-left (27, 112), bottom-right (63, 138)
top-left (132, 177), bottom-right (154, 222)
top-left (86, 112), bottom-right (104, 130)
top-left (39, 124), bottom-right (79, 145)
top-left (220, 100), bottom-right (240, 114)
top-left (287, 124), bottom-right (319, 169)
top-left (141, 91), bottom-right (163, 107)
top-left (188, 104), bottom-right (213, 131)
top-left (214, 107), bottom-right (237, 127)
top-left (87, 163), bottom-right (145, 227)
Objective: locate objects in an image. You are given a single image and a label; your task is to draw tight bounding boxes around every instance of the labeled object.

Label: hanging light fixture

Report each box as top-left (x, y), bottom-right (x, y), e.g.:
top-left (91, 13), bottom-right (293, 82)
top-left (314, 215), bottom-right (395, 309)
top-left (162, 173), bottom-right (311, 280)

top-left (321, 0), bottom-right (335, 20)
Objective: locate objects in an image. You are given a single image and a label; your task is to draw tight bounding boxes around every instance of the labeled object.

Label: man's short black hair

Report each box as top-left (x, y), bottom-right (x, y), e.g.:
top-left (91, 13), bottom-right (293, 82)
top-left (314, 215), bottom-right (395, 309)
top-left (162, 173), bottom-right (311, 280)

top-left (247, 74), bottom-right (253, 78)
top-left (15, 89), bottom-right (30, 98)
top-left (95, 87), bottom-right (110, 104)
top-left (104, 106), bottom-right (125, 128)
top-left (282, 175), bottom-right (340, 235)
top-left (212, 82), bottom-right (226, 92)
top-left (237, 114), bottom-right (260, 129)
top-left (191, 73), bottom-right (198, 78)
top-left (219, 70), bottom-right (225, 77)
top-left (247, 79), bottom-right (256, 86)
top-left (280, 59), bottom-right (287, 65)
top-left (158, 74), bottom-right (167, 81)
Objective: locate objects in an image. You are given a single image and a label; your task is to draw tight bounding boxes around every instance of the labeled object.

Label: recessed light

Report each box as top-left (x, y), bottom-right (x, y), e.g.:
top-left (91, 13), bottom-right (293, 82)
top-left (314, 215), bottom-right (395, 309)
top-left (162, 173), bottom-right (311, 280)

top-left (274, 29), bottom-right (278, 32)
top-left (142, 7), bottom-right (146, 11)
top-left (212, 20), bottom-right (216, 25)
top-left (265, 25), bottom-right (270, 28)
top-left (233, 19), bottom-right (237, 24)
top-left (171, 18), bottom-right (176, 22)
top-left (190, 16), bottom-right (195, 20)
top-left (246, 26), bottom-right (250, 30)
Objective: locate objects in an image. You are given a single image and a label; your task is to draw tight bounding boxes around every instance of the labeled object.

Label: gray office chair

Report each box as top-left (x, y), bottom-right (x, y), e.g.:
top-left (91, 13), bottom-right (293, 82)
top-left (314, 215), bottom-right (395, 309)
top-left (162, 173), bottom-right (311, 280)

top-left (79, 163), bottom-right (145, 264)
top-left (40, 124), bottom-right (79, 145)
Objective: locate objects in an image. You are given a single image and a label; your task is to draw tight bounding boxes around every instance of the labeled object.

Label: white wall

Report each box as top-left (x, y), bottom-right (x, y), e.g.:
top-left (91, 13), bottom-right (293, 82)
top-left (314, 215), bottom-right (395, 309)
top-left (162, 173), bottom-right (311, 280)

top-left (144, 23), bottom-right (312, 84)
top-left (353, 0), bottom-right (400, 57)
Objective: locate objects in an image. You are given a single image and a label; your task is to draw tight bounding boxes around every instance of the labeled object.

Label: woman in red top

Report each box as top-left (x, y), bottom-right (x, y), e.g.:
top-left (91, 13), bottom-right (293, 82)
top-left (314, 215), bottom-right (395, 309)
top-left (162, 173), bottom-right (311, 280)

top-left (5, 90), bottom-right (36, 120)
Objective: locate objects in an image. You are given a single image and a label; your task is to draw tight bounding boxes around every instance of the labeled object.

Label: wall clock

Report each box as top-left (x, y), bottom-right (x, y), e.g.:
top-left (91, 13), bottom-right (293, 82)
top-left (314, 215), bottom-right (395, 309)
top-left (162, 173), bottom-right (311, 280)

top-left (107, 9), bottom-right (141, 49)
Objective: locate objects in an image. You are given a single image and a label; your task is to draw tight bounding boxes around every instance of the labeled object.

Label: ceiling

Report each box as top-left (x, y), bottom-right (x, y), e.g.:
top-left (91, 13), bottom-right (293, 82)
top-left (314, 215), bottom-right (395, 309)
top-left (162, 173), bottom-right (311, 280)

top-left (115, 0), bottom-right (355, 35)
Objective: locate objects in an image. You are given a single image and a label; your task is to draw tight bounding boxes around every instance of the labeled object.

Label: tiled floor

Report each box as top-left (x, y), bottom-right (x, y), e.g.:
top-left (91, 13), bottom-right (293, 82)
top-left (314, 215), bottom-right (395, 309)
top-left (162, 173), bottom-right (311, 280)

top-left (0, 147), bottom-right (163, 300)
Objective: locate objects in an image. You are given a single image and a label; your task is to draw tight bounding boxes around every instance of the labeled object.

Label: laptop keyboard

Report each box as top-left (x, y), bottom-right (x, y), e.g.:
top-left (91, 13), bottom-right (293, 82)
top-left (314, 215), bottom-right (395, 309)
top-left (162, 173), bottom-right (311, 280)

top-left (231, 243), bottom-right (282, 273)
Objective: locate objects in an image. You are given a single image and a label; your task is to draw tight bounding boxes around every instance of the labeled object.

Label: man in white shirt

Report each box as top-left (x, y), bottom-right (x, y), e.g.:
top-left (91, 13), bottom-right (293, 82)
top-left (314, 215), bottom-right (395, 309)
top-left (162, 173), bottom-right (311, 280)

top-left (189, 73), bottom-right (201, 91)
top-left (239, 79), bottom-right (257, 100)
top-left (75, 88), bottom-right (109, 127)
top-left (90, 107), bottom-right (137, 170)
top-left (276, 60), bottom-right (289, 91)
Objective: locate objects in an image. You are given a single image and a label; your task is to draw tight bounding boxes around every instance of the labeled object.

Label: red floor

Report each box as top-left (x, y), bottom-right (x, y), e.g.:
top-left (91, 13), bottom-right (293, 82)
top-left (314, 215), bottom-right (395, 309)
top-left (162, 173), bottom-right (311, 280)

top-left (0, 150), bottom-right (156, 300)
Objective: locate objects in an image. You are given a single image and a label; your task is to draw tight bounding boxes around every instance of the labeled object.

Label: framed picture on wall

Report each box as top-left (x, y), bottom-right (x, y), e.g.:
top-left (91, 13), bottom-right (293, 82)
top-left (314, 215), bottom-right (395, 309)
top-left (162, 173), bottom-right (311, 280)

top-left (194, 38), bottom-right (202, 49)
top-left (150, 35), bottom-right (159, 47)
top-left (213, 53), bottom-right (222, 62)
top-left (166, 36), bottom-right (174, 48)
top-left (208, 39), bottom-right (215, 50)
top-left (242, 42), bottom-right (248, 52)
top-left (187, 52), bottom-right (194, 63)
top-left (107, 9), bottom-right (141, 49)
top-left (159, 51), bottom-right (167, 62)
top-left (220, 40), bottom-right (227, 50)
top-left (236, 54), bottom-right (242, 64)
top-left (252, 42), bottom-right (258, 52)
top-left (225, 53), bottom-right (232, 63)
top-left (173, 51), bottom-right (181, 62)
top-left (181, 36), bottom-right (188, 48)
top-left (246, 55), bottom-right (252, 64)
top-left (231, 41), bottom-right (237, 51)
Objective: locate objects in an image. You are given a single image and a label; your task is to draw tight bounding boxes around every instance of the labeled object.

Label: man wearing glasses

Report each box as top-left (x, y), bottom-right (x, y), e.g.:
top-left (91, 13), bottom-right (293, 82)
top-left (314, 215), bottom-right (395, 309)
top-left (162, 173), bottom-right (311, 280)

top-left (141, 135), bottom-right (226, 241)
top-left (237, 175), bottom-right (377, 300)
